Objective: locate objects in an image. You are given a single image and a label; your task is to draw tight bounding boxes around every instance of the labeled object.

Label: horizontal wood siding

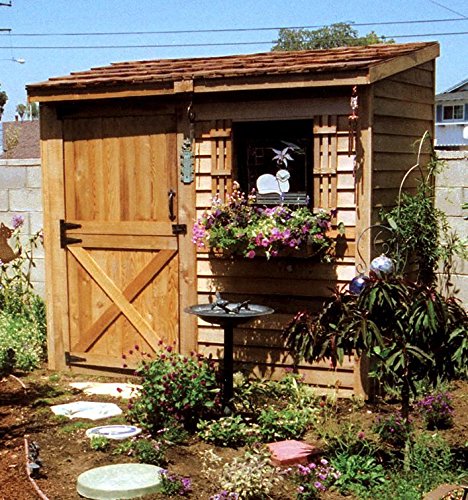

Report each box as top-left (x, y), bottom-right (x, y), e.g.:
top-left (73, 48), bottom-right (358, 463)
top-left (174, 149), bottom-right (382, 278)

top-left (194, 101), bottom-right (359, 394)
top-left (372, 62), bottom-right (435, 215)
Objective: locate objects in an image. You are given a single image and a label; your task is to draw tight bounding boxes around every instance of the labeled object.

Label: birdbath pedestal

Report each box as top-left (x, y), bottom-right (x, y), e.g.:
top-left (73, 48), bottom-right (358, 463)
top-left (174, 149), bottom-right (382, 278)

top-left (186, 296), bottom-right (274, 410)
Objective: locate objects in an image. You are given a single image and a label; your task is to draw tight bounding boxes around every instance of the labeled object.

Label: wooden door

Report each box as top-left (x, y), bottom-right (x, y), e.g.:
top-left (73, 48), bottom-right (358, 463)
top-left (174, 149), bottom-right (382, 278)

top-left (62, 115), bottom-right (179, 370)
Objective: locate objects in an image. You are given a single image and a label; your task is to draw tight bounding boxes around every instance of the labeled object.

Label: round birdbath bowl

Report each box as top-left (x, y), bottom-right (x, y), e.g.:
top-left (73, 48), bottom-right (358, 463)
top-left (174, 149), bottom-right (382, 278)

top-left (186, 300), bottom-right (274, 410)
top-left (186, 303), bottom-right (274, 326)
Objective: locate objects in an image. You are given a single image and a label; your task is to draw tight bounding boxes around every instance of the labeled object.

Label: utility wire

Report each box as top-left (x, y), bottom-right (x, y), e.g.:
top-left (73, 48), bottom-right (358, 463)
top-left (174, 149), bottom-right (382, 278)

top-left (1, 17), bottom-right (467, 37)
top-left (427, 0), bottom-right (467, 19)
top-left (0, 31), bottom-right (467, 50)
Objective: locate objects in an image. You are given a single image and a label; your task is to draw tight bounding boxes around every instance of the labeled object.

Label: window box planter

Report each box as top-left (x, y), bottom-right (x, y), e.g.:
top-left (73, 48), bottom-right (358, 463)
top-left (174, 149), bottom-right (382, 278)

top-left (192, 190), bottom-right (334, 261)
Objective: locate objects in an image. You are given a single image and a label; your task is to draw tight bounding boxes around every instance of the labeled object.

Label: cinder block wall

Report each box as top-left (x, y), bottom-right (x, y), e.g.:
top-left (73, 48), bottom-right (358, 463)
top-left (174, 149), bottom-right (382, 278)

top-left (0, 158), bottom-right (45, 297)
top-left (435, 151), bottom-right (468, 305)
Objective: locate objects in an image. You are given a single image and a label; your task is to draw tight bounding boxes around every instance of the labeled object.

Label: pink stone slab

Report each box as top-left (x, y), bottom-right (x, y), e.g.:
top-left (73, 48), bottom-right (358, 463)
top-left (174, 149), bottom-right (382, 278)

top-left (267, 440), bottom-right (321, 466)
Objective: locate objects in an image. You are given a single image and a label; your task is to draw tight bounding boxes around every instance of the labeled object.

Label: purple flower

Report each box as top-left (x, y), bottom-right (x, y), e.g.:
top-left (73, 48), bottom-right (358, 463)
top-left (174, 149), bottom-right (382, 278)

top-left (12, 214), bottom-right (24, 229)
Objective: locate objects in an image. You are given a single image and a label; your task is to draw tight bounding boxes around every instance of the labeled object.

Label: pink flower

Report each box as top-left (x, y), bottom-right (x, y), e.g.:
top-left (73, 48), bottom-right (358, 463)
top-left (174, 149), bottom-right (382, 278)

top-left (246, 250), bottom-right (256, 259)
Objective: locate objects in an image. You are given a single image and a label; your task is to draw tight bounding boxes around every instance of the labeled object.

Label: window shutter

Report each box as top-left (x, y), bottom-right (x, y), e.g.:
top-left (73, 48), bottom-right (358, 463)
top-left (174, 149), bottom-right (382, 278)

top-left (436, 104), bottom-right (442, 122)
top-left (209, 119), bottom-right (232, 202)
top-left (464, 103), bottom-right (468, 121)
top-left (313, 115), bottom-right (338, 214)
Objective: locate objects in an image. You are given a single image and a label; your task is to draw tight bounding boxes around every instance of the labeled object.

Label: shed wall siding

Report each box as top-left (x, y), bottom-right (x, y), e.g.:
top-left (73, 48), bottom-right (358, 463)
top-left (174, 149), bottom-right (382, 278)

top-left (193, 100), bottom-right (359, 396)
top-left (372, 61), bottom-right (435, 224)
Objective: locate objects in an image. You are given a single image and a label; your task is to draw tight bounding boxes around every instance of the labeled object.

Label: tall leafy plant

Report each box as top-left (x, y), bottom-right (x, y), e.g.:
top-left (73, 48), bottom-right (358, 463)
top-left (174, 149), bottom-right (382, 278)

top-left (284, 278), bottom-right (467, 421)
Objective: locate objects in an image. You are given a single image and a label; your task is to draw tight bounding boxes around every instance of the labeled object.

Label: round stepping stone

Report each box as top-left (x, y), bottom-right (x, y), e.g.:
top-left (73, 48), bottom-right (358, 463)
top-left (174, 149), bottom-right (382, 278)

top-left (77, 463), bottom-right (163, 499)
top-left (85, 425), bottom-right (142, 440)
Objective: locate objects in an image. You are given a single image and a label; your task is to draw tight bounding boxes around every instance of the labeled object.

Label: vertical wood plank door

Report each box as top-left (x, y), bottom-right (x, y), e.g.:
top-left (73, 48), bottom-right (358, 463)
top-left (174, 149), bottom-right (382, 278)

top-left (62, 115), bottom-right (179, 370)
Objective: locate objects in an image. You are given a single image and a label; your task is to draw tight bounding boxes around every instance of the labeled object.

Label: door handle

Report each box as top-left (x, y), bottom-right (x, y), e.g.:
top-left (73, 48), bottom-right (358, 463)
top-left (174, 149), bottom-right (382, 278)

top-left (168, 190), bottom-right (176, 221)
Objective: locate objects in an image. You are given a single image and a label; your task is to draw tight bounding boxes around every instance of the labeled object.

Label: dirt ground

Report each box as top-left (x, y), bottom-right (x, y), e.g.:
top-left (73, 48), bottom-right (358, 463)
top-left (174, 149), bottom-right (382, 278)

top-left (1, 369), bottom-right (467, 500)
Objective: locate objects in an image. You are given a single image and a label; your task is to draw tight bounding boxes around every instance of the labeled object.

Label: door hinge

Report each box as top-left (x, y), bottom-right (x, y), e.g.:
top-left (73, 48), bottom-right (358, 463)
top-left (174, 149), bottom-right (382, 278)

top-left (60, 219), bottom-right (83, 248)
top-left (65, 352), bottom-right (87, 365)
top-left (172, 224), bottom-right (187, 235)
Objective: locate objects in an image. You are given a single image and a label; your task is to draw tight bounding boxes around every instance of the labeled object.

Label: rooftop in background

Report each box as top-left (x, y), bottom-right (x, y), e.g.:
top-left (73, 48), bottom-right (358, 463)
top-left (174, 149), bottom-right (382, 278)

top-left (27, 42), bottom-right (439, 102)
top-left (0, 120), bottom-right (40, 159)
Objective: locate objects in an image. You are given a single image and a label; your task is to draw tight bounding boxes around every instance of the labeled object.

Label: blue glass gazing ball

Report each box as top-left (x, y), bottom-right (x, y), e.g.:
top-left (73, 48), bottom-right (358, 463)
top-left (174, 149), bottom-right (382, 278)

top-left (370, 254), bottom-right (395, 279)
top-left (349, 275), bottom-right (368, 295)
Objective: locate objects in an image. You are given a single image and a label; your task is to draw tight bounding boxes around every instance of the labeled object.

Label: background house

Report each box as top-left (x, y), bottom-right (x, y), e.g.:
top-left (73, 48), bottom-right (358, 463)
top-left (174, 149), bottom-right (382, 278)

top-left (435, 77), bottom-right (468, 150)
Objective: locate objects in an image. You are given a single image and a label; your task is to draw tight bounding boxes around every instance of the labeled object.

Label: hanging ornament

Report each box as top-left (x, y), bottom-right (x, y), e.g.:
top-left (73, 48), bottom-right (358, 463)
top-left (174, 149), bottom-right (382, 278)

top-left (370, 254), bottom-right (395, 279)
top-left (348, 86), bottom-right (359, 156)
top-left (349, 274), bottom-right (369, 295)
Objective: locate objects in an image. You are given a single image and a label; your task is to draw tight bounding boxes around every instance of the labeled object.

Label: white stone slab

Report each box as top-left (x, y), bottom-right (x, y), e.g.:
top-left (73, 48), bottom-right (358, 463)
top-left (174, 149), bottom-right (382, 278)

top-left (50, 401), bottom-right (122, 420)
top-left (69, 382), bottom-right (141, 399)
top-left (77, 463), bottom-right (163, 499)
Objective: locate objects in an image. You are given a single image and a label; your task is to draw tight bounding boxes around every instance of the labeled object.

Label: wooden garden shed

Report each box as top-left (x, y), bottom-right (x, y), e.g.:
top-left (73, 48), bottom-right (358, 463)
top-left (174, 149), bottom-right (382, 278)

top-left (27, 41), bottom-right (439, 397)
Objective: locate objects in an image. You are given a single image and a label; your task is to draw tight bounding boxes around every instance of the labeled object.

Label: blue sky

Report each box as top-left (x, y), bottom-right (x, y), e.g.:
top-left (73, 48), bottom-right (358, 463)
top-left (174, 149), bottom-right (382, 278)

top-left (0, 0), bottom-right (467, 121)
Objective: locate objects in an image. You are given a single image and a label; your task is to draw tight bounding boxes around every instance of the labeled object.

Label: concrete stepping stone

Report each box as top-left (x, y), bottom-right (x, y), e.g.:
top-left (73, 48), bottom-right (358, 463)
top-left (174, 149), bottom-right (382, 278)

top-left (267, 439), bottom-right (321, 466)
top-left (77, 463), bottom-right (163, 499)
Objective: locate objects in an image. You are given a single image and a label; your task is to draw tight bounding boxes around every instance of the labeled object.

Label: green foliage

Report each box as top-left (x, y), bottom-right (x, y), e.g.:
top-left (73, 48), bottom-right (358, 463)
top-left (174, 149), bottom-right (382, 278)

top-left (16, 103), bottom-right (27, 120)
top-left (197, 415), bottom-right (261, 447)
top-left (89, 436), bottom-right (110, 451)
top-left (233, 371), bottom-right (317, 414)
top-left (131, 438), bottom-right (167, 466)
top-left (201, 447), bottom-right (283, 500)
top-left (0, 219), bottom-right (46, 375)
top-left (272, 22), bottom-right (390, 51)
top-left (284, 277), bottom-right (468, 419)
top-left (258, 405), bottom-right (316, 441)
top-left (0, 312), bottom-right (46, 374)
top-left (127, 345), bottom-right (221, 433)
top-left (331, 453), bottom-right (387, 495)
top-left (0, 86), bottom-right (7, 117)
top-left (373, 413), bottom-right (413, 447)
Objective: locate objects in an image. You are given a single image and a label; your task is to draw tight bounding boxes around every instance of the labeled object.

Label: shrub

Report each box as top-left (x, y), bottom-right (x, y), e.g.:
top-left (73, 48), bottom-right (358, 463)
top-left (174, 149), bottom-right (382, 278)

top-left (417, 391), bottom-right (454, 429)
top-left (373, 412), bottom-right (413, 447)
top-left (132, 438), bottom-right (166, 466)
top-left (202, 447), bottom-right (283, 500)
top-left (197, 415), bottom-right (261, 447)
top-left (258, 405), bottom-right (316, 441)
top-left (0, 312), bottom-right (46, 374)
top-left (128, 345), bottom-right (221, 433)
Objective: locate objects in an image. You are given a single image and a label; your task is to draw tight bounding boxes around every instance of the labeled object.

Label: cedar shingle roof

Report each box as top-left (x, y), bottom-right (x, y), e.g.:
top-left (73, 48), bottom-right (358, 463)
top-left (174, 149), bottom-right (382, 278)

top-left (27, 42), bottom-right (438, 99)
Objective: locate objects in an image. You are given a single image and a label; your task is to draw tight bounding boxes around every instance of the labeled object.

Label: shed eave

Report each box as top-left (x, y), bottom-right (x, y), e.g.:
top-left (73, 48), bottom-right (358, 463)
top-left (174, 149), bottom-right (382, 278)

top-left (367, 42), bottom-right (439, 84)
top-left (28, 71), bottom-right (371, 103)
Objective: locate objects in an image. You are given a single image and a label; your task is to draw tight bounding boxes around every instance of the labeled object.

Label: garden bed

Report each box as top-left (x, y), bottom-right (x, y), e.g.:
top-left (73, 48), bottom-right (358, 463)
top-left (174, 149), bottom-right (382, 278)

top-left (0, 368), bottom-right (467, 499)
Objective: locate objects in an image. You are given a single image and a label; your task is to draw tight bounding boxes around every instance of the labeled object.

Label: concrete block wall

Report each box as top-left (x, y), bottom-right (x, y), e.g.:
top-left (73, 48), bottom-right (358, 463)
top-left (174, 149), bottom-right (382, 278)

top-left (0, 158), bottom-right (45, 297)
top-left (435, 151), bottom-right (468, 305)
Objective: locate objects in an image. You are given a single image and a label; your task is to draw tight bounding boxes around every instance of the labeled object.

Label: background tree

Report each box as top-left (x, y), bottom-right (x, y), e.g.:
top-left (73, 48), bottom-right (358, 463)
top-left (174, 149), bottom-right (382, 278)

top-left (0, 86), bottom-right (7, 120)
top-left (26, 102), bottom-right (39, 120)
top-left (272, 22), bottom-right (391, 51)
top-left (16, 103), bottom-right (27, 121)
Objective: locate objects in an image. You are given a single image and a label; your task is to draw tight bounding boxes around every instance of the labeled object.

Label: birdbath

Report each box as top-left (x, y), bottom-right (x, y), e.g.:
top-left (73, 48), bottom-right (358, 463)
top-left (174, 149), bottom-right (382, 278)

top-left (186, 293), bottom-right (274, 410)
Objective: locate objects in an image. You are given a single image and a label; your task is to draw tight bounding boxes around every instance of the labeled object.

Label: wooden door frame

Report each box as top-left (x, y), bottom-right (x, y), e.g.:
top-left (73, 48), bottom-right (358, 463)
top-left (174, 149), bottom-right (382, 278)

top-left (176, 102), bottom-right (198, 355)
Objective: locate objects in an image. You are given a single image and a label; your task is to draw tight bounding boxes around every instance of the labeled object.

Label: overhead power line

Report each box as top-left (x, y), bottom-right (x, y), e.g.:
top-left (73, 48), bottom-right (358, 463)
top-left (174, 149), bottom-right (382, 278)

top-left (0, 17), bottom-right (467, 37)
top-left (427, 0), bottom-right (467, 18)
top-left (0, 31), bottom-right (467, 50)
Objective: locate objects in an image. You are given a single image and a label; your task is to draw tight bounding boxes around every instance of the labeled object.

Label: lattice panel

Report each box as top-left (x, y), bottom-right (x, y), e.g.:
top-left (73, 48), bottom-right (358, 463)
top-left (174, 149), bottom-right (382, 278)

top-left (313, 115), bottom-right (339, 214)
